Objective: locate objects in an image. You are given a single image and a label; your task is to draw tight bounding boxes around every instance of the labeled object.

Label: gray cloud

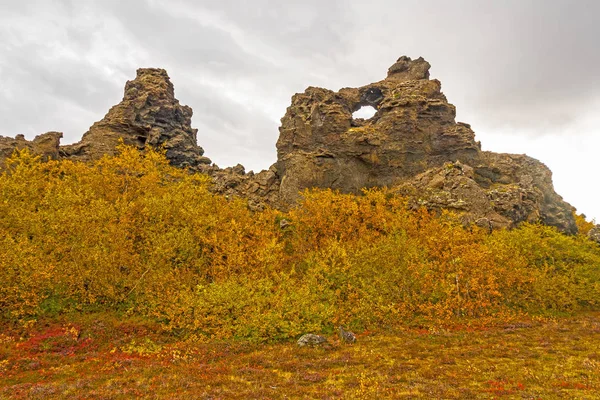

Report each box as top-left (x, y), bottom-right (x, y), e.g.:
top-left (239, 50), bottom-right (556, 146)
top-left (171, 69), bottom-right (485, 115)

top-left (0, 0), bottom-right (598, 218)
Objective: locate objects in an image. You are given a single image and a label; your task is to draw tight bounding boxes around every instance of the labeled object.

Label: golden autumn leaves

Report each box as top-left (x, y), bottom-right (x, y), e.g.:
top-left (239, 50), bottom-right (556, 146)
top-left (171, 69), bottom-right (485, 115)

top-left (1, 146), bottom-right (598, 341)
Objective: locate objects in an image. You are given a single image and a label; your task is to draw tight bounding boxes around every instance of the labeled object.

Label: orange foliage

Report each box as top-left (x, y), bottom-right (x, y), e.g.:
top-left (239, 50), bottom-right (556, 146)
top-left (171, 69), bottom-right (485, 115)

top-left (574, 211), bottom-right (595, 236)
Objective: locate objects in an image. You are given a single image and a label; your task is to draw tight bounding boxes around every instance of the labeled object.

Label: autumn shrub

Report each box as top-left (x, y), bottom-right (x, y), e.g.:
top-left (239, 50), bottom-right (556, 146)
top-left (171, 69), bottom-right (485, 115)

top-left (0, 146), bottom-right (599, 341)
top-left (485, 223), bottom-right (600, 312)
top-left (574, 212), bottom-right (595, 236)
top-left (157, 272), bottom-right (336, 342)
top-left (0, 147), bottom-right (282, 323)
top-left (0, 232), bottom-right (55, 321)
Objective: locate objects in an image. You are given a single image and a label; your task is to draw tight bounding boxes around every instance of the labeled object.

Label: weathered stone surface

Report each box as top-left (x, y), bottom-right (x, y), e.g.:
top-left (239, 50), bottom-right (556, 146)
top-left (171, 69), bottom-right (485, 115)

top-left (0, 132), bottom-right (62, 167)
top-left (396, 157), bottom-right (577, 233)
top-left (387, 55), bottom-right (431, 81)
top-left (297, 333), bottom-right (328, 347)
top-left (396, 161), bottom-right (509, 229)
top-left (60, 68), bottom-right (211, 168)
top-left (589, 225), bottom-right (600, 244)
top-left (205, 163), bottom-right (281, 211)
top-left (276, 56), bottom-right (480, 206)
top-left (275, 56), bottom-right (576, 233)
top-left (476, 152), bottom-right (576, 233)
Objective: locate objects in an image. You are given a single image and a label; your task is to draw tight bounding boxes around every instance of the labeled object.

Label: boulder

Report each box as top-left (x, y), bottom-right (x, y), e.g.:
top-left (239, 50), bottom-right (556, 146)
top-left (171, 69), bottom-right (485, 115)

top-left (589, 225), bottom-right (600, 244)
top-left (297, 334), bottom-right (328, 347)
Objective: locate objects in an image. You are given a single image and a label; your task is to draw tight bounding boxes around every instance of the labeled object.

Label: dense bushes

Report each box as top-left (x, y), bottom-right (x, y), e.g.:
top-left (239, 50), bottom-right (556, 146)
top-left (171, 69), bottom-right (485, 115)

top-left (1, 147), bottom-right (599, 341)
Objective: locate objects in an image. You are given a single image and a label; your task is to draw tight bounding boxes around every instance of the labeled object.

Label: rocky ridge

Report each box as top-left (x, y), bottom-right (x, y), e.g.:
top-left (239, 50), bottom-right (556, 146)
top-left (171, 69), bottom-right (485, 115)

top-left (0, 57), bottom-right (578, 233)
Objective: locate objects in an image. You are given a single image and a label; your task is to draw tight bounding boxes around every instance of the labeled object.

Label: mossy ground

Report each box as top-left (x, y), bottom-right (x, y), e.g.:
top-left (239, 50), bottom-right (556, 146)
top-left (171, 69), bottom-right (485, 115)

top-left (1, 312), bottom-right (598, 399)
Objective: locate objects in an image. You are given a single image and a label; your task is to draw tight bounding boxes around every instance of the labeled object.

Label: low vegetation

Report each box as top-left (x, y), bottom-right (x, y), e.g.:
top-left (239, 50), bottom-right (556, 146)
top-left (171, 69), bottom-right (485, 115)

top-left (1, 312), bottom-right (599, 398)
top-left (0, 146), bottom-right (599, 397)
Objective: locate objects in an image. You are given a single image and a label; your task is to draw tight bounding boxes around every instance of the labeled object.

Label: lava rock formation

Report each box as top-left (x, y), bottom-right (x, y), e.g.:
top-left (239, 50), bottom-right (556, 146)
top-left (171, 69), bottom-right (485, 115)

top-left (0, 56), bottom-right (578, 233)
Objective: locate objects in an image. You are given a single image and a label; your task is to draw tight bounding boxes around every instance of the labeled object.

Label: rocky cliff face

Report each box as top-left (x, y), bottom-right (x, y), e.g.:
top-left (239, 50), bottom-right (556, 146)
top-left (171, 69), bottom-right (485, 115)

top-left (0, 57), bottom-right (578, 233)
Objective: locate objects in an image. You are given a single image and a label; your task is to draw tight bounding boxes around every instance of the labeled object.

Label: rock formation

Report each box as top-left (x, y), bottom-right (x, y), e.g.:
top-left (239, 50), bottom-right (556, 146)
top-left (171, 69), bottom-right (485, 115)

top-left (276, 56), bottom-right (577, 233)
top-left (204, 163), bottom-right (281, 211)
top-left (297, 333), bottom-right (329, 347)
top-left (0, 57), bottom-right (579, 233)
top-left (60, 68), bottom-right (211, 168)
top-left (276, 56), bottom-right (479, 205)
top-left (0, 132), bottom-right (62, 167)
top-left (395, 155), bottom-right (573, 232)
top-left (589, 225), bottom-right (600, 245)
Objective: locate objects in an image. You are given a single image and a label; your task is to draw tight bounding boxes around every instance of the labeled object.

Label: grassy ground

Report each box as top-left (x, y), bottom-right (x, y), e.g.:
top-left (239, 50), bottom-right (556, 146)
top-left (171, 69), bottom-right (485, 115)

top-left (1, 313), bottom-right (599, 399)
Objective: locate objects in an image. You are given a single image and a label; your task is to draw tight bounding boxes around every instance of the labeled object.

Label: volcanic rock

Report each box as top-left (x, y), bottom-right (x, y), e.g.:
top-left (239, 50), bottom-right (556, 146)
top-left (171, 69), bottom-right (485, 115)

top-left (589, 225), bottom-right (600, 244)
top-left (297, 333), bottom-right (329, 347)
top-left (276, 56), bottom-right (480, 206)
top-left (207, 163), bottom-right (281, 211)
top-left (396, 156), bottom-right (573, 231)
top-left (276, 56), bottom-right (576, 233)
top-left (387, 55), bottom-right (431, 81)
top-left (0, 132), bottom-right (62, 167)
top-left (60, 68), bottom-right (211, 168)
top-left (0, 58), bottom-right (578, 233)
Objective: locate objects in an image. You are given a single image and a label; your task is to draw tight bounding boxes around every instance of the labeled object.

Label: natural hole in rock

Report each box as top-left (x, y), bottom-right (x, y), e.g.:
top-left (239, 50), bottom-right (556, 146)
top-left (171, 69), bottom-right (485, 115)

top-left (352, 105), bottom-right (377, 120)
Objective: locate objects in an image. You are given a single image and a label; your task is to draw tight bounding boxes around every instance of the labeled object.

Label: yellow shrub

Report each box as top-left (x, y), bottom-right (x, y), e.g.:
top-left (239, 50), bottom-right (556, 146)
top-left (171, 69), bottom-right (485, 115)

top-left (1, 146), bottom-right (599, 340)
top-left (574, 212), bottom-right (596, 236)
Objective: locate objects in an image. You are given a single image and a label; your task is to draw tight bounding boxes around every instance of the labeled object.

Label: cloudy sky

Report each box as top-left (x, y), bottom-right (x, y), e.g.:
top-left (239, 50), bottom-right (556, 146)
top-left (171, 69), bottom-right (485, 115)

top-left (1, 0), bottom-right (599, 221)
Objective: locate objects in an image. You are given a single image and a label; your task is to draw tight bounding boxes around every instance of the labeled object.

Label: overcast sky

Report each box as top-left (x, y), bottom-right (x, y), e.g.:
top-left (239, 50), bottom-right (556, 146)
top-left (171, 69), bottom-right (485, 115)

top-left (1, 0), bottom-right (599, 221)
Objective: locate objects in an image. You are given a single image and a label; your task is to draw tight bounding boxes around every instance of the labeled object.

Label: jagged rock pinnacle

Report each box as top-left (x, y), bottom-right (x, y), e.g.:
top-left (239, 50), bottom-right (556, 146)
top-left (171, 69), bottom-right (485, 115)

top-left (61, 68), bottom-right (211, 168)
